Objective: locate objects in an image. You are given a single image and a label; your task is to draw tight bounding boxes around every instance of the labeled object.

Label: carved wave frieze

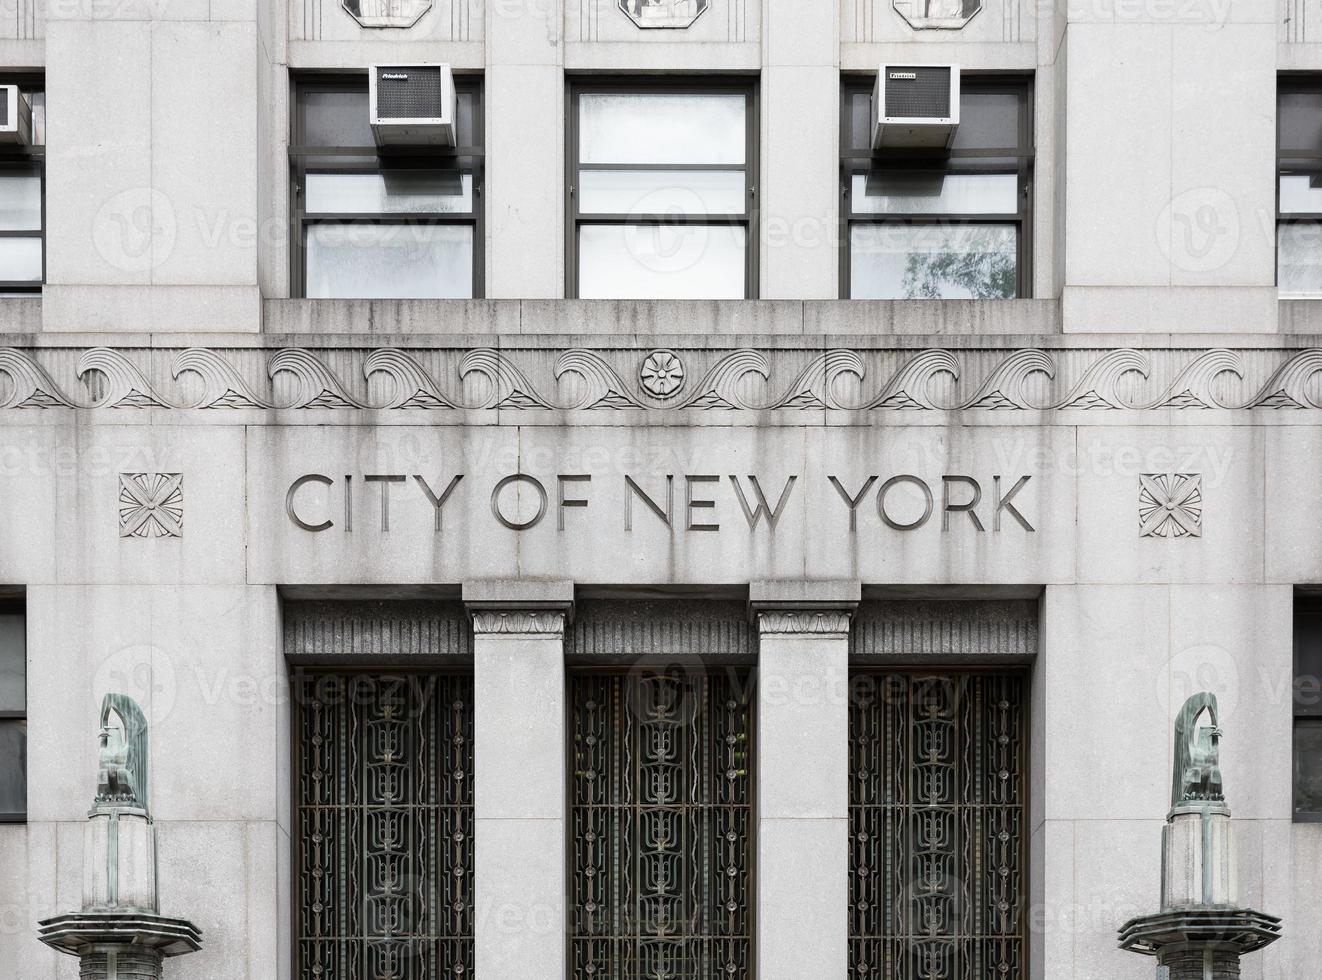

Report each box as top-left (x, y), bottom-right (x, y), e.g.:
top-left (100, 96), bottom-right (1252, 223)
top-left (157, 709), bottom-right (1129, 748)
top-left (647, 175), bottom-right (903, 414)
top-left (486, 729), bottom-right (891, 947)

top-left (0, 345), bottom-right (1320, 413)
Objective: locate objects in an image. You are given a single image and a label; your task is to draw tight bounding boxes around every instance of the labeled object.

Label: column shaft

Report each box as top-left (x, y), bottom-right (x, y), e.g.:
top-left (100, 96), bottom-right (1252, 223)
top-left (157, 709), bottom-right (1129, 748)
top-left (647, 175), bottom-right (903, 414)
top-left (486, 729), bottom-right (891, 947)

top-left (472, 607), bottom-right (567, 980)
top-left (755, 609), bottom-right (851, 980)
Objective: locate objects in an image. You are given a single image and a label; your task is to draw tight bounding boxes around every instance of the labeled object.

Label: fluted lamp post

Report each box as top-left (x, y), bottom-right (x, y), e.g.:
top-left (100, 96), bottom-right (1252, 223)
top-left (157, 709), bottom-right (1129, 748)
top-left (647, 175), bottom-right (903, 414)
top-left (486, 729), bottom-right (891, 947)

top-left (1118, 692), bottom-right (1281, 980)
top-left (38, 694), bottom-right (202, 980)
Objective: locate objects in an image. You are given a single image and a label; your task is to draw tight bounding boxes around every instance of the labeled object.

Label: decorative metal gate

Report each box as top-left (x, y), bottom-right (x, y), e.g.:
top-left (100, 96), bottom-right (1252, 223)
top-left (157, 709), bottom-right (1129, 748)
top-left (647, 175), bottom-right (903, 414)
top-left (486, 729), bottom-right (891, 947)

top-left (295, 672), bottom-right (474, 980)
top-left (569, 668), bottom-right (753, 980)
top-left (848, 672), bottom-right (1027, 980)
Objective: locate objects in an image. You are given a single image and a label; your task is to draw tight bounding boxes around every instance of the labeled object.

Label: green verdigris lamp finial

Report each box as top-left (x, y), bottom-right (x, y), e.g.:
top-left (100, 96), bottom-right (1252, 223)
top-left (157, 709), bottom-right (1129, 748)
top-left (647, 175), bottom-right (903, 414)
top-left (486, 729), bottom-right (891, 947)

top-left (95, 693), bottom-right (150, 812)
top-left (1170, 691), bottom-right (1224, 811)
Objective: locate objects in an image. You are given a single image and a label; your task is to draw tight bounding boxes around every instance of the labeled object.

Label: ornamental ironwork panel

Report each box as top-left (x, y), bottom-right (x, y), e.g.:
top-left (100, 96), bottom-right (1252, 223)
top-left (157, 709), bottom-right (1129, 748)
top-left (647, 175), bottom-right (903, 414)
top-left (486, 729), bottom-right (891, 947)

top-left (849, 672), bottom-right (1027, 980)
top-left (570, 669), bottom-right (753, 980)
top-left (295, 672), bottom-right (474, 980)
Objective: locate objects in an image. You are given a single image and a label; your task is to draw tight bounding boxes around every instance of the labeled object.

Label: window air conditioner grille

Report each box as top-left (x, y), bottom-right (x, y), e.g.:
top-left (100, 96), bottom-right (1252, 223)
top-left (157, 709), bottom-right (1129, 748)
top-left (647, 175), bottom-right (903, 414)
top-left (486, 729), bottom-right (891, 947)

top-left (374, 65), bottom-right (444, 119)
top-left (884, 66), bottom-right (952, 118)
top-left (0, 97), bottom-right (8, 128)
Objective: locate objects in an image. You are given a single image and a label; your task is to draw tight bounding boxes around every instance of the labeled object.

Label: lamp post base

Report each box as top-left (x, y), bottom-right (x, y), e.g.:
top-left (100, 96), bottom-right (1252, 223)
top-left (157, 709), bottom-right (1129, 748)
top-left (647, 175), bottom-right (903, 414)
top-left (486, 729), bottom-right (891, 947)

top-left (37, 911), bottom-right (203, 980)
top-left (1118, 908), bottom-right (1281, 980)
top-left (76, 945), bottom-right (164, 980)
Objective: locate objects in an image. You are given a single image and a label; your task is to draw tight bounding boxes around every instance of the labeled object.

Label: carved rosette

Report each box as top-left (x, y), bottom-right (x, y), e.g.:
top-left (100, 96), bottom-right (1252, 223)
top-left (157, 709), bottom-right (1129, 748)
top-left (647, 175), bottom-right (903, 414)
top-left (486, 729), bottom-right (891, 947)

top-left (756, 610), bottom-right (852, 636)
top-left (118, 474), bottom-right (183, 539)
top-left (470, 610), bottom-right (567, 636)
top-left (1139, 474), bottom-right (1203, 539)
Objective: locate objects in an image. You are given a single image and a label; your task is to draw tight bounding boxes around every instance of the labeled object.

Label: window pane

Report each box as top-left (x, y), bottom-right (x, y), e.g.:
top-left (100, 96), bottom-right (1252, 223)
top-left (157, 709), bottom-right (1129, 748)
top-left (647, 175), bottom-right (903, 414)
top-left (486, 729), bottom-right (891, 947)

top-left (1278, 221), bottom-right (1322, 295)
top-left (851, 172), bottom-right (1018, 215)
top-left (0, 720), bottom-right (24, 816)
top-left (845, 86), bottom-right (1025, 153)
top-left (846, 90), bottom-right (873, 151)
top-left (306, 223), bottom-right (473, 299)
top-left (0, 614), bottom-right (23, 714)
top-left (1296, 720), bottom-right (1322, 815)
top-left (0, 171), bottom-right (40, 230)
top-left (1280, 90), bottom-right (1322, 155)
top-left (579, 223), bottom-right (745, 299)
top-left (850, 223), bottom-right (1017, 299)
top-left (306, 172), bottom-right (473, 215)
top-left (579, 170), bottom-right (746, 216)
top-left (1280, 175), bottom-right (1322, 215)
top-left (0, 237), bottom-right (42, 283)
top-left (26, 92), bottom-right (44, 147)
top-left (951, 91), bottom-right (1024, 150)
top-left (580, 93), bottom-right (745, 165)
top-left (1298, 613), bottom-right (1322, 717)
top-left (300, 88), bottom-right (373, 146)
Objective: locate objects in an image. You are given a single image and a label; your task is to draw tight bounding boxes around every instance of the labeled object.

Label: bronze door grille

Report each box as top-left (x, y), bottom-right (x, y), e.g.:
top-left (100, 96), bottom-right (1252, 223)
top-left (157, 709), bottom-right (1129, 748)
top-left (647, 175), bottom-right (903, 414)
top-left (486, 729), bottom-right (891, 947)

top-left (570, 669), bottom-right (753, 980)
top-left (849, 672), bottom-right (1027, 980)
top-left (294, 672), bottom-right (474, 980)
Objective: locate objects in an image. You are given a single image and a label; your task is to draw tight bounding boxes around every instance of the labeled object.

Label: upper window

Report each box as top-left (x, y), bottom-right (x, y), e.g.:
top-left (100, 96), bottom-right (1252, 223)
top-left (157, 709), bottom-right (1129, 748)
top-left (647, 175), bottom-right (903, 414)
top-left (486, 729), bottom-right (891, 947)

top-left (568, 79), bottom-right (758, 300)
top-left (1278, 78), bottom-right (1322, 296)
top-left (0, 79), bottom-right (44, 294)
top-left (0, 601), bottom-right (25, 823)
top-left (290, 75), bottom-right (483, 299)
top-left (840, 75), bottom-right (1032, 300)
top-left (1295, 600), bottom-right (1322, 820)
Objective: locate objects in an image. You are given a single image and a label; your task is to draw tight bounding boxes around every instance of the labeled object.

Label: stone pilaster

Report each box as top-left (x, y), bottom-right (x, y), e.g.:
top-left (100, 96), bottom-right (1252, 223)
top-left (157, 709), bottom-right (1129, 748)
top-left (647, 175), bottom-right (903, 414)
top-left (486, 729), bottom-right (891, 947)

top-left (465, 580), bottom-right (573, 980)
top-left (750, 580), bottom-right (857, 980)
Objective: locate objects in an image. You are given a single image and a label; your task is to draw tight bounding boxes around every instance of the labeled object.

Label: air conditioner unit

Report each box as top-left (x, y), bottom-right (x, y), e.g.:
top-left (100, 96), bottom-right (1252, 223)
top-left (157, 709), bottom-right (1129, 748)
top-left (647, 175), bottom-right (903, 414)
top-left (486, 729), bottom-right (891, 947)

top-left (369, 64), bottom-right (457, 147)
top-left (0, 85), bottom-right (32, 146)
top-left (873, 64), bottom-right (960, 150)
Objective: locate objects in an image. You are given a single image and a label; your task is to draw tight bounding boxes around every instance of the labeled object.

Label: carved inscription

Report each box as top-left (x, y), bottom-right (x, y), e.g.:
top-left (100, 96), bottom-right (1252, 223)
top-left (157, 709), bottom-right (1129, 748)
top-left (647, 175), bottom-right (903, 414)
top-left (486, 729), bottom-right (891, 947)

top-left (286, 472), bottom-right (1035, 534)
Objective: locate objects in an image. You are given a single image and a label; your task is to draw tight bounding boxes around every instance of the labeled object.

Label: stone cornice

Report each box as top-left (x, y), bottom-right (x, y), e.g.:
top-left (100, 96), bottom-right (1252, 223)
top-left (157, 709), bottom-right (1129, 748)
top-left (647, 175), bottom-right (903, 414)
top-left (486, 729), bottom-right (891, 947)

top-left (470, 610), bottom-right (567, 636)
top-left (756, 610), bottom-right (853, 636)
top-left (0, 344), bottom-right (1320, 413)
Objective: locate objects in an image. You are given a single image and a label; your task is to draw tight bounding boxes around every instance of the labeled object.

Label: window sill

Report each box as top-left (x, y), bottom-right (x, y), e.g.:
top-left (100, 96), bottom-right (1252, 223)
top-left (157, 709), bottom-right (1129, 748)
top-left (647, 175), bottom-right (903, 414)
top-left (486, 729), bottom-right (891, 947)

top-left (263, 297), bottom-right (1062, 338)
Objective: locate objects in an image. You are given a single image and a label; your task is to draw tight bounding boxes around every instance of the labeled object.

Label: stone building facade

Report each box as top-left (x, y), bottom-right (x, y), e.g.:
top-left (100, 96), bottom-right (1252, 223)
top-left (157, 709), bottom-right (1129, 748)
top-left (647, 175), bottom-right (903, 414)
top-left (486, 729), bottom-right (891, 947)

top-left (0, 1), bottom-right (1318, 979)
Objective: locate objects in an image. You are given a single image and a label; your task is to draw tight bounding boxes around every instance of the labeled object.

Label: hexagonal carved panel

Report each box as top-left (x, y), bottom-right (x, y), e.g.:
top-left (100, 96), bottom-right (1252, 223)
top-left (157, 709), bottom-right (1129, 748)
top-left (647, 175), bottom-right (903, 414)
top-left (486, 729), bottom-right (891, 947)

top-left (619, 0), bottom-right (710, 29)
top-left (892, 0), bottom-right (981, 30)
top-left (342, 0), bottom-right (432, 29)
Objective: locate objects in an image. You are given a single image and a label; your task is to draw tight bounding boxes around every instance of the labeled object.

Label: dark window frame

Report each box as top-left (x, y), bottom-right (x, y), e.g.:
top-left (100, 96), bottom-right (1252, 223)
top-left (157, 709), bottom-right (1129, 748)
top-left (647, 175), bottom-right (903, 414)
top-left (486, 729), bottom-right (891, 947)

top-left (838, 72), bottom-right (1034, 300)
top-left (1294, 600), bottom-right (1322, 822)
top-left (0, 73), bottom-right (45, 295)
top-left (289, 72), bottom-right (485, 299)
top-left (565, 75), bottom-right (761, 300)
top-left (0, 598), bottom-right (26, 824)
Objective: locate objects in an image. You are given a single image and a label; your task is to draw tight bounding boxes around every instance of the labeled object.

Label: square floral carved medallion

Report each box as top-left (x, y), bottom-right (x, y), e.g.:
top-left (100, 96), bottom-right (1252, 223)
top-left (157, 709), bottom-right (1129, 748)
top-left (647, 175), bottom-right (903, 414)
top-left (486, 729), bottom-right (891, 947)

top-left (119, 473), bottom-right (183, 539)
top-left (620, 0), bottom-right (710, 29)
top-left (1138, 473), bottom-right (1202, 539)
top-left (342, 0), bottom-right (432, 28)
